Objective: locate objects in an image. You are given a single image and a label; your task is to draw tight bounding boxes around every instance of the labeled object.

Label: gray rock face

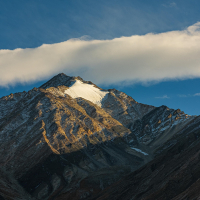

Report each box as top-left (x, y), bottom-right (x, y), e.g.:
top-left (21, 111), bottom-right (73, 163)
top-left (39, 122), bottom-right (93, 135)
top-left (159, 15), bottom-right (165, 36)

top-left (0, 73), bottom-right (197, 200)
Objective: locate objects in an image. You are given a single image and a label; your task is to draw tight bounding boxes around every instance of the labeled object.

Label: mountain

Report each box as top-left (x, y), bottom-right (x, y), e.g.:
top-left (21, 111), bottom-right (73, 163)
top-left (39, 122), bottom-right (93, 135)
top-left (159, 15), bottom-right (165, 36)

top-left (0, 73), bottom-right (198, 200)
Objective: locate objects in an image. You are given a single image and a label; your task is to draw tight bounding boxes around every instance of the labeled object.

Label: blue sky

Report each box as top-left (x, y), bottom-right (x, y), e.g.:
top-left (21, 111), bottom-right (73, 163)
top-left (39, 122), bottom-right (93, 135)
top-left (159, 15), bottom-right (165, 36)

top-left (0, 0), bottom-right (200, 115)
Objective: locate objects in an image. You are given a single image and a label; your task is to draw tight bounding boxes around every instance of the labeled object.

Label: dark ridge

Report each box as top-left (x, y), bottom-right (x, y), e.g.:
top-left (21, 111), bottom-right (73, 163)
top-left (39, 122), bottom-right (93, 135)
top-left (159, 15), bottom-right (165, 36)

top-left (39, 73), bottom-right (75, 89)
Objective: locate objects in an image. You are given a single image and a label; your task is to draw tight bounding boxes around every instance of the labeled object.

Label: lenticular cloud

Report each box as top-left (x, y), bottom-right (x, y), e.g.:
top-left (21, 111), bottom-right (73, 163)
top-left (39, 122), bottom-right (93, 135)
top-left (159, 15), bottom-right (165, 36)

top-left (1, 22), bottom-right (200, 87)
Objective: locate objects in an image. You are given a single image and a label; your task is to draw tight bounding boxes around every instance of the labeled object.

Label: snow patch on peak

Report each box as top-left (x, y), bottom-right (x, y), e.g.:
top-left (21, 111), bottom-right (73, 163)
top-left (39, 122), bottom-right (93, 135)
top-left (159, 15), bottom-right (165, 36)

top-left (64, 80), bottom-right (109, 107)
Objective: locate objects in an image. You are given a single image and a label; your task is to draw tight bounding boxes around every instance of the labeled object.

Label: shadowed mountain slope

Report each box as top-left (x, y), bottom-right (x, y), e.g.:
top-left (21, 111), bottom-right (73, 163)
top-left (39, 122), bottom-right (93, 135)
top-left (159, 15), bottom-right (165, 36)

top-left (88, 116), bottom-right (200, 200)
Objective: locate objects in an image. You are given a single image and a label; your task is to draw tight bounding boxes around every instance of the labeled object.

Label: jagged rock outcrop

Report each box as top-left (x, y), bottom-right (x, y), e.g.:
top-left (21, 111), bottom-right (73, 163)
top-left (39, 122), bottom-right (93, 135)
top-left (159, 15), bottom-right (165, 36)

top-left (0, 73), bottom-right (197, 200)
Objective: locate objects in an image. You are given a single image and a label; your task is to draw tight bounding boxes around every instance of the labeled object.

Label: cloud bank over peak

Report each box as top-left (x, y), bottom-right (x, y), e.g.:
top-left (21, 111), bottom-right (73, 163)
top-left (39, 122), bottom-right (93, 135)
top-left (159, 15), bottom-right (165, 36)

top-left (1, 22), bottom-right (200, 87)
top-left (155, 95), bottom-right (170, 99)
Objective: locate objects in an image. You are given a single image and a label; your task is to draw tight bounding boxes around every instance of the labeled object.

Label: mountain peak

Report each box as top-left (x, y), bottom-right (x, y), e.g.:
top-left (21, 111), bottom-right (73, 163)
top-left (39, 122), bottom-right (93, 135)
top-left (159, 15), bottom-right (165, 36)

top-left (40, 73), bottom-right (103, 91)
top-left (40, 73), bottom-right (75, 89)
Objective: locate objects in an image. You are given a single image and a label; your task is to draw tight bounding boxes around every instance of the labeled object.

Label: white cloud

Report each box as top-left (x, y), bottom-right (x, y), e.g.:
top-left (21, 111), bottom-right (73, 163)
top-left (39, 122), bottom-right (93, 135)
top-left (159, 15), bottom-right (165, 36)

top-left (170, 2), bottom-right (176, 7)
top-left (178, 93), bottom-right (200, 97)
top-left (162, 2), bottom-right (177, 7)
top-left (155, 95), bottom-right (170, 99)
top-left (1, 22), bottom-right (200, 87)
top-left (178, 94), bottom-right (190, 98)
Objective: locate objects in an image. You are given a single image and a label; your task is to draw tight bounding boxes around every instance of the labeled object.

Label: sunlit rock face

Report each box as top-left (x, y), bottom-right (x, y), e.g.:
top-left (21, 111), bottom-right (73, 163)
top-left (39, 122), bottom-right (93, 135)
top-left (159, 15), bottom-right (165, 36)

top-left (0, 73), bottom-right (196, 200)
